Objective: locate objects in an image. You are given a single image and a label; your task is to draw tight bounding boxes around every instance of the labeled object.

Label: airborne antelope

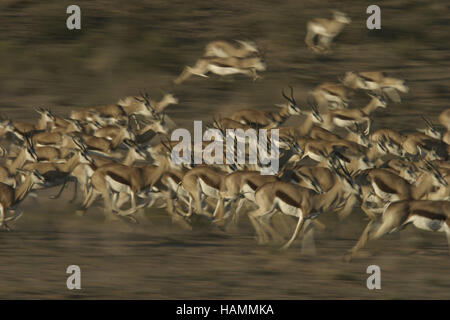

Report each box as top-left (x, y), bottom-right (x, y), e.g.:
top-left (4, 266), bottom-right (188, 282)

top-left (311, 82), bottom-right (352, 111)
top-left (341, 71), bottom-right (409, 102)
top-left (320, 94), bottom-right (388, 135)
top-left (305, 10), bottom-right (351, 53)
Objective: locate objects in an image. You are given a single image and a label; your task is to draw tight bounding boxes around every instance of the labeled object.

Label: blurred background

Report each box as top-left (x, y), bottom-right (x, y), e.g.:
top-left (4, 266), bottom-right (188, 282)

top-left (0, 0), bottom-right (449, 299)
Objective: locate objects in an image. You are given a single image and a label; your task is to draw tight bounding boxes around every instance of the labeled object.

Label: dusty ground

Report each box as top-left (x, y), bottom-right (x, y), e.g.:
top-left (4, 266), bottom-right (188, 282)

top-left (0, 0), bottom-right (449, 299)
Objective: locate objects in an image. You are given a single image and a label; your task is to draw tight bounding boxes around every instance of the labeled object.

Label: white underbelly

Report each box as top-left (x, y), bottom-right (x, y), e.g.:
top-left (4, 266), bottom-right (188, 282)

top-left (208, 65), bottom-right (242, 76)
top-left (372, 182), bottom-right (398, 202)
top-left (241, 184), bottom-right (255, 202)
top-left (274, 197), bottom-right (303, 218)
top-left (106, 176), bottom-right (131, 194)
top-left (406, 215), bottom-right (446, 232)
top-left (199, 178), bottom-right (219, 198)
top-left (310, 24), bottom-right (327, 35)
top-left (305, 151), bottom-right (324, 162)
top-left (333, 117), bottom-right (355, 128)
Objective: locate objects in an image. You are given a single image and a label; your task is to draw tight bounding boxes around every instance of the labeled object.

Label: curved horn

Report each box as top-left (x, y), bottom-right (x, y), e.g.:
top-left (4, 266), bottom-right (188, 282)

top-left (289, 85), bottom-right (296, 104)
top-left (421, 115), bottom-right (434, 128)
top-left (281, 88), bottom-right (292, 103)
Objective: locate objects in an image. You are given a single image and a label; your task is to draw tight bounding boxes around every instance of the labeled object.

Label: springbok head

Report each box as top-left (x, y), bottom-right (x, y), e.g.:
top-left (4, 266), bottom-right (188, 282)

top-left (136, 91), bottom-right (157, 118)
top-left (332, 10), bottom-right (351, 24)
top-left (35, 107), bottom-right (56, 122)
top-left (419, 115), bottom-right (443, 140)
top-left (281, 86), bottom-right (301, 115)
top-left (367, 92), bottom-right (388, 109)
top-left (420, 160), bottom-right (448, 187)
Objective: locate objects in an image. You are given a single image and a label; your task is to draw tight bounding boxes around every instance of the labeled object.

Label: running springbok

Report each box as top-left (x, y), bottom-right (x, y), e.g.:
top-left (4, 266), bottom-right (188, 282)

top-left (305, 10), bottom-right (351, 53)
top-left (345, 200), bottom-right (450, 261)
top-left (341, 71), bottom-right (409, 102)
top-left (320, 94), bottom-right (387, 134)
top-left (230, 87), bottom-right (301, 128)
top-left (0, 169), bottom-right (45, 230)
top-left (248, 157), bottom-right (360, 248)
top-left (311, 82), bottom-right (351, 110)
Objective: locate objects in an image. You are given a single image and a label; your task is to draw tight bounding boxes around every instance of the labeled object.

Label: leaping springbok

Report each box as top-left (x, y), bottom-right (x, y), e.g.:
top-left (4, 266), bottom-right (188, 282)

top-left (305, 10), bottom-right (351, 53)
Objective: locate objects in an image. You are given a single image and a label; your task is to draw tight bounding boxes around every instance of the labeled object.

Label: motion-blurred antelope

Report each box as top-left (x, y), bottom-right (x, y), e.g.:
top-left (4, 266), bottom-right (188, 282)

top-left (305, 10), bottom-right (351, 53)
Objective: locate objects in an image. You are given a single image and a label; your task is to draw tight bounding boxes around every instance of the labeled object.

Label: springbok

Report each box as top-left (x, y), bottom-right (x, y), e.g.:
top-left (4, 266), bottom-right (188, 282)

top-left (118, 92), bottom-right (178, 115)
top-left (0, 138), bottom-right (38, 186)
top-left (0, 169), bottom-right (45, 230)
top-left (80, 160), bottom-right (168, 219)
top-left (58, 139), bottom-right (149, 204)
top-left (418, 116), bottom-right (444, 140)
top-left (320, 94), bottom-right (388, 134)
top-left (22, 147), bottom-right (94, 195)
top-left (311, 82), bottom-right (351, 110)
top-left (173, 56), bottom-right (266, 84)
top-left (247, 158), bottom-right (360, 248)
top-left (401, 132), bottom-right (446, 159)
top-left (354, 161), bottom-right (448, 219)
top-left (345, 200), bottom-right (450, 261)
top-left (341, 71), bottom-right (409, 102)
top-left (370, 128), bottom-right (405, 157)
top-left (180, 165), bottom-right (231, 218)
top-left (204, 40), bottom-right (259, 58)
top-left (438, 108), bottom-right (450, 131)
top-left (8, 107), bottom-right (55, 136)
top-left (230, 87), bottom-right (301, 128)
top-left (305, 10), bottom-right (351, 53)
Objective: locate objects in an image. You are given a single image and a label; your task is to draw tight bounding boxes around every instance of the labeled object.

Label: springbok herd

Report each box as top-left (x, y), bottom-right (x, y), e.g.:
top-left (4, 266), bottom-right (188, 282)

top-left (1, 11), bottom-right (449, 261)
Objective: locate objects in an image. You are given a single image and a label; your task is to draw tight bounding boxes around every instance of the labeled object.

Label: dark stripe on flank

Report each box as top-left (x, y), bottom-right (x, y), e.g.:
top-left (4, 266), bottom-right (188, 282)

top-left (167, 172), bottom-right (181, 184)
top-left (412, 210), bottom-right (446, 221)
top-left (106, 171), bottom-right (131, 186)
top-left (245, 179), bottom-right (259, 191)
top-left (275, 190), bottom-right (299, 207)
top-left (334, 114), bottom-right (355, 121)
top-left (373, 176), bottom-right (397, 194)
top-left (199, 174), bottom-right (220, 189)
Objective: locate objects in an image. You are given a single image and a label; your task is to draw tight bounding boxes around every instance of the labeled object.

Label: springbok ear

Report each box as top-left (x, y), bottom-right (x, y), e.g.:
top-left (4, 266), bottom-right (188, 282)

top-left (274, 103), bottom-right (286, 108)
